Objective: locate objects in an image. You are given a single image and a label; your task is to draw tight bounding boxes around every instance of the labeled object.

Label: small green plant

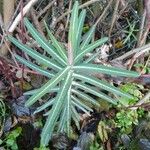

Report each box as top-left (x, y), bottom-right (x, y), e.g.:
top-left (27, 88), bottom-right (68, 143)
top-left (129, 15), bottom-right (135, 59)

top-left (115, 83), bottom-right (145, 134)
top-left (123, 19), bottom-right (138, 44)
top-left (116, 109), bottom-right (138, 133)
top-left (119, 83), bottom-right (144, 106)
top-left (8, 1), bottom-right (139, 146)
top-left (0, 127), bottom-right (22, 150)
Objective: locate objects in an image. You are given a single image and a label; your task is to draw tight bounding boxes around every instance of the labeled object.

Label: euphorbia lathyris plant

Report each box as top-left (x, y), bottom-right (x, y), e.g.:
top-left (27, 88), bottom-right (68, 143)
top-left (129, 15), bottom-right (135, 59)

top-left (8, 1), bottom-right (139, 146)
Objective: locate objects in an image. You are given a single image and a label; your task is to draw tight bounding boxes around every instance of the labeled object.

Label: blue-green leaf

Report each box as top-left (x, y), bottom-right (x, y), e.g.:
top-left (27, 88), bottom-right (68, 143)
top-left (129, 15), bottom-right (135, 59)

top-left (76, 9), bottom-right (86, 52)
top-left (24, 18), bottom-right (67, 66)
top-left (25, 66), bottom-right (70, 107)
top-left (8, 35), bottom-right (61, 71)
top-left (44, 21), bottom-right (67, 61)
top-left (40, 70), bottom-right (73, 146)
top-left (80, 25), bottom-right (96, 50)
top-left (75, 37), bottom-right (108, 63)
top-left (23, 87), bottom-right (59, 95)
top-left (73, 81), bottom-right (117, 105)
top-left (58, 105), bottom-right (67, 132)
top-left (73, 63), bottom-right (140, 77)
top-left (72, 95), bottom-right (93, 113)
top-left (34, 98), bottom-right (55, 114)
top-left (66, 86), bottom-right (72, 135)
top-left (72, 97), bottom-right (91, 116)
top-left (71, 106), bottom-right (80, 130)
top-left (73, 73), bottom-right (133, 99)
top-left (15, 55), bottom-right (54, 78)
top-left (72, 89), bottom-right (100, 107)
top-left (68, 1), bottom-right (79, 56)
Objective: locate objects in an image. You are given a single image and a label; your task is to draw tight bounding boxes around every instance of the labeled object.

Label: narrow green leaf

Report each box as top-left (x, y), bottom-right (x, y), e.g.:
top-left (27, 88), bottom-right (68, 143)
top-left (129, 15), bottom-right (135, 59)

top-left (72, 97), bottom-right (91, 116)
top-left (15, 55), bottom-right (54, 78)
top-left (43, 109), bottom-right (51, 116)
top-left (24, 18), bottom-right (67, 66)
top-left (73, 81), bottom-right (117, 105)
top-left (34, 98), bottom-right (55, 114)
top-left (23, 87), bottom-right (59, 95)
top-left (68, 1), bottom-right (79, 56)
top-left (8, 35), bottom-right (61, 71)
top-left (58, 105), bottom-right (67, 132)
top-left (25, 66), bottom-right (70, 107)
top-left (84, 50), bottom-right (101, 63)
top-left (58, 87), bottom-right (72, 134)
top-left (73, 73), bottom-right (133, 99)
top-left (44, 21), bottom-right (67, 61)
top-left (66, 86), bottom-right (72, 135)
top-left (76, 9), bottom-right (86, 52)
top-left (73, 64), bottom-right (140, 77)
top-left (71, 106), bottom-right (80, 130)
top-left (75, 37), bottom-right (108, 63)
top-left (24, 89), bottom-right (40, 95)
top-left (71, 106), bottom-right (80, 121)
top-left (41, 70), bottom-right (73, 146)
top-left (72, 89), bottom-right (100, 107)
top-left (80, 25), bottom-right (96, 50)
top-left (72, 95), bottom-right (93, 113)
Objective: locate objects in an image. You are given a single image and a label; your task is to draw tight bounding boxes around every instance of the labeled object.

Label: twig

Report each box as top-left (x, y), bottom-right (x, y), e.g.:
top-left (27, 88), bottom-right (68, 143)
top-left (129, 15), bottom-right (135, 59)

top-left (53, 0), bottom-right (100, 27)
top-left (3, 0), bottom-right (15, 29)
top-left (0, 13), bottom-right (3, 27)
top-left (31, 8), bottom-right (45, 36)
top-left (141, 55), bottom-right (150, 74)
top-left (134, 1), bottom-right (150, 68)
top-left (114, 42), bottom-right (150, 60)
top-left (108, 0), bottom-right (120, 37)
top-left (9, 64), bottom-right (43, 75)
top-left (8, 0), bottom-right (38, 33)
top-left (3, 38), bottom-right (19, 68)
top-left (61, 0), bottom-right (72, 41)
top-left (37, 0), bottom-right (56, 19)
top-left (127, 44), bottom-right (150, 70)
top-left (138, 26), bottom-right (150, 46)
top-left (94, 0), bottom-right (114, 26)
top-left (137, 10), bottom-right (146, 47)
top-left (7, 0), bottom-right (21, 31)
